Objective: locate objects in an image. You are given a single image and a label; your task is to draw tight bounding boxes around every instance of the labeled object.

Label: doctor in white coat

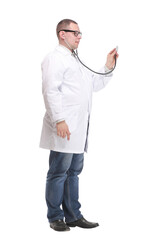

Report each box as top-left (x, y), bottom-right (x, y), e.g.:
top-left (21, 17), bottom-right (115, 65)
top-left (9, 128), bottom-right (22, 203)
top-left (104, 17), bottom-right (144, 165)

top-left (40, 19), bottom-right (118, 232)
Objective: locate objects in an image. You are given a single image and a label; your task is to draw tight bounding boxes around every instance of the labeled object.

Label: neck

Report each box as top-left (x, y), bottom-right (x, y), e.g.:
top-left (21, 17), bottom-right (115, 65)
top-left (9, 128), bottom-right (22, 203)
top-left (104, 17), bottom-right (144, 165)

top-left (59, 41), bottom-right (73, 52)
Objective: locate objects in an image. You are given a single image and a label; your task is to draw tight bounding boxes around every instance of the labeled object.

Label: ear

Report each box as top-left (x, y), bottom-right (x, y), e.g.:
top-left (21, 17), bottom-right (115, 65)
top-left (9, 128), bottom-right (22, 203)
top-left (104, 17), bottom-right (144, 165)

top-left (59, 31), bottom-right (65, 40)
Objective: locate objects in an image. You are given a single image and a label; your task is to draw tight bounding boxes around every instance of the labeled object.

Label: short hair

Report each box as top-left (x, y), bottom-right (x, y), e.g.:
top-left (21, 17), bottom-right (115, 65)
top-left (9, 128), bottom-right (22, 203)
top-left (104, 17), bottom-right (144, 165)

top-left (56, 19), bottom-right (78, 38)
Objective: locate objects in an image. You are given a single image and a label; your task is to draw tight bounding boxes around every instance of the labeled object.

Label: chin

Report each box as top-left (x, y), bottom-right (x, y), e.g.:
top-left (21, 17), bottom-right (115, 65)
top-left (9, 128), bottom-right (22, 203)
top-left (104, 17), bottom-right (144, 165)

top-left (74, 43), bottom-right (79, 49)
top-left (73, 46), bottom-right (78, 50)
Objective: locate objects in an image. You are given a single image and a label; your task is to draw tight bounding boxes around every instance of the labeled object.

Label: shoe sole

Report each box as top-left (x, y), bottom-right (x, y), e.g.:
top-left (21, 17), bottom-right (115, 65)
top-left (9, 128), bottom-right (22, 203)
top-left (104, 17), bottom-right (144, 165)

top-left (67, 223), bottom-right (99, 228)
top-left (50, 225), bottom-right (70, 232)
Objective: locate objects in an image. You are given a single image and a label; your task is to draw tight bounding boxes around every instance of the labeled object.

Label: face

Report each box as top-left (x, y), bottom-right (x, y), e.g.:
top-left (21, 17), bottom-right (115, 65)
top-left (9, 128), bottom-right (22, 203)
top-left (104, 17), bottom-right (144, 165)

top-left (61, 23), bottom-right (82, 50)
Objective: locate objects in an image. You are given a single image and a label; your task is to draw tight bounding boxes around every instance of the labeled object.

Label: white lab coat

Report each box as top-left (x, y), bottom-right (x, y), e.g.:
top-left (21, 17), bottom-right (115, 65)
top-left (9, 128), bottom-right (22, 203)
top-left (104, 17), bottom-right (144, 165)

top-left (39, 45), bottom-right (113, 153)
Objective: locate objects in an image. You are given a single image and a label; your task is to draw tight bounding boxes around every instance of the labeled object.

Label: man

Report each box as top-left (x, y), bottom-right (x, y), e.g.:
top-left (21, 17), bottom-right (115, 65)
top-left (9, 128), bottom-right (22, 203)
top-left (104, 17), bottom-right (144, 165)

top-left (40, 19), bottom-right (118, 232)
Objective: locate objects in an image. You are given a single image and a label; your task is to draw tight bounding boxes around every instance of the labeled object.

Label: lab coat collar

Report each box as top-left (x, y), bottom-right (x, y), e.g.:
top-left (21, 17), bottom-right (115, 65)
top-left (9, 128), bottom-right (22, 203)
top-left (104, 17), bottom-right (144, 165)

top-left (56, 44), bottom-right (73, 56)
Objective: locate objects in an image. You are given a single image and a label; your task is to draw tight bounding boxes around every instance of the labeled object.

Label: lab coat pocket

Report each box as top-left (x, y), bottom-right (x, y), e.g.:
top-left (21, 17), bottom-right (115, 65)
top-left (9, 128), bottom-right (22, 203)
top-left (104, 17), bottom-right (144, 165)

top-left (65, 105), bottom-right (80, 133)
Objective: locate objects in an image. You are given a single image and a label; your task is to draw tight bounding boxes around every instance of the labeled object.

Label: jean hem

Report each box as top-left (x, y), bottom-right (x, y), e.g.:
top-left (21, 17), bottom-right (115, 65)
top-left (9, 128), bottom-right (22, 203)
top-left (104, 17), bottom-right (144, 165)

top-left (65, 214), bottom-right (83, 224)
top-left (48, 216), bottom-right (64, 223)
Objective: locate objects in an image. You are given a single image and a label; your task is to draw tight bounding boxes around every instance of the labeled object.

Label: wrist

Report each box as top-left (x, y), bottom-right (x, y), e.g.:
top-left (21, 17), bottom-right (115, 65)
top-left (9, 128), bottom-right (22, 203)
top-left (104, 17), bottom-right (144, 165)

top-left (56, 120), bottom-right (65, 125)
top-left (105, 65), bottom-right (112, 72)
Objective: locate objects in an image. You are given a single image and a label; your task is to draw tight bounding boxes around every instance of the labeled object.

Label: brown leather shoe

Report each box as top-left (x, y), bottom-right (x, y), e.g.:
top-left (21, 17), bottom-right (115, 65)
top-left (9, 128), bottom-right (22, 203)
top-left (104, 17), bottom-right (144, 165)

top-left (50, 219), bottom-right (70, 231)
top-left (66, 217), bottom-right (99, 228)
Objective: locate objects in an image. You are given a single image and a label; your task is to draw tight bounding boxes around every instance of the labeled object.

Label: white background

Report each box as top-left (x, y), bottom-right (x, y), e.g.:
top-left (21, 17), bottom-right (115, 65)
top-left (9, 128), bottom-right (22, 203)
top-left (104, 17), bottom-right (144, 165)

top-left (0, 0), bottom-right (160, 239)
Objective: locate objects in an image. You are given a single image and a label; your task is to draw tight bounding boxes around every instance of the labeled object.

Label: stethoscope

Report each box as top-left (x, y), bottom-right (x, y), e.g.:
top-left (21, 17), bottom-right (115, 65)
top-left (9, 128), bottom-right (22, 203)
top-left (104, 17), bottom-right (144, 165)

top-left (72, 49), bottom-right (117, 76)
top-left (64, 39), bottom-right (118, 75)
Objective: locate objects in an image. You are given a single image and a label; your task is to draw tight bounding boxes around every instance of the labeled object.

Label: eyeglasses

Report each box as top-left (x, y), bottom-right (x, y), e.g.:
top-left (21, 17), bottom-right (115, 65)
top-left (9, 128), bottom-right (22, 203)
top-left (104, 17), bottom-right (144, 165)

top-left (58, 29), bottom-right (82, 37)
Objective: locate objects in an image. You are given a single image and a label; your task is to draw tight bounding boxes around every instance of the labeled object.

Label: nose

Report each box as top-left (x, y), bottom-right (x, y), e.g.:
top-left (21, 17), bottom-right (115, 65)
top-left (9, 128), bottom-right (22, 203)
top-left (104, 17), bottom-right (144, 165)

top-left (78, 34), bottom-right (82, 39)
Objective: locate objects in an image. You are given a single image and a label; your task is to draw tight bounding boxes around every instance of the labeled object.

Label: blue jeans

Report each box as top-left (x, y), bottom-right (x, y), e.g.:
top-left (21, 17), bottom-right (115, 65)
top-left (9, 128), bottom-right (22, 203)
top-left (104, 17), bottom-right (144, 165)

top-left (45, 150), bottom-right (84, 223)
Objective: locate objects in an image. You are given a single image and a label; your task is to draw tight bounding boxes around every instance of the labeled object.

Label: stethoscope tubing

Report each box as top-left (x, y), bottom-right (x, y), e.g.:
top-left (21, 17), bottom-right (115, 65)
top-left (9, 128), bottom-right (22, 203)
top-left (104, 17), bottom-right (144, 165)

top-left (72, 49), bottom-right (117, 75)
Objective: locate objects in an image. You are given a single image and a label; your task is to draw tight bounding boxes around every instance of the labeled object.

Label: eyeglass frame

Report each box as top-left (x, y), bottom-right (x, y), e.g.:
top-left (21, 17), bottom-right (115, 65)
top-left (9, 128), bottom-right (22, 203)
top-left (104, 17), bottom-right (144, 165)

top-left (58, 29), bottom-right (82, 37)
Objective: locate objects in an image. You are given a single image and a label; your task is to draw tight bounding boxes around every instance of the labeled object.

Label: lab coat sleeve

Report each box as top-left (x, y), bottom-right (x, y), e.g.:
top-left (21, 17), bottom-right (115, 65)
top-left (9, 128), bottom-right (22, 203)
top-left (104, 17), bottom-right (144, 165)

top-left (92, 66), bottom-right (113, 92)
top-left (41, 54), bottom-right (65, 123)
